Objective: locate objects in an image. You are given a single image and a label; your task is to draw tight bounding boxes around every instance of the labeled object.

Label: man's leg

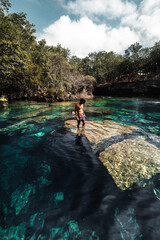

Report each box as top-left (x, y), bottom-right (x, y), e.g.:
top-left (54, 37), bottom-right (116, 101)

top-left (77, 120), bottom-right (80, 128)
top-left (82, 120), bottom-right (85, 127)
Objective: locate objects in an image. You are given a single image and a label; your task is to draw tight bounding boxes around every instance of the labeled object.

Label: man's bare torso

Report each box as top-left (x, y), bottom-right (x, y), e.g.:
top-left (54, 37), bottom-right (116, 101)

top-left (75, 99), bottom-right (86, 128)
top-left (75, 103), bottom-right (84, 115)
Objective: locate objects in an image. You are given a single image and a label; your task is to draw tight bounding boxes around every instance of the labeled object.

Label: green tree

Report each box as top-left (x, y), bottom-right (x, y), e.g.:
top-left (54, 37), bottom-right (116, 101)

top-left (124, 42), bottom-right (143, 73)
top-left (0, 5), bottom-right (41, 98)
top-left (149, 42), bottom-right (160, 74)
top-left (76, 51), bottom-right (124, 84)
top-left (49, 44), bottom-right (70, 61)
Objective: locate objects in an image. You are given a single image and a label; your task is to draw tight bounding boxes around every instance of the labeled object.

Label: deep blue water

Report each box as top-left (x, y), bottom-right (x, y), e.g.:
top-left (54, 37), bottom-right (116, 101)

top-left (0, 98), bottom-right (160, 240)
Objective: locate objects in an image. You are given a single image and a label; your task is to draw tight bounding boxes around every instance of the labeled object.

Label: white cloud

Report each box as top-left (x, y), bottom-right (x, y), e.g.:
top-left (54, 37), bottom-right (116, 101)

top-left (121, 0), bottom-right (160, 47)
top-left (38, 0), bottom-right (160, 57)
top-left (62, 0), bottom-right (137, 19)
top-left (38, 15), bottom-right (138, 57)
top-left (139, 0), bottom-right (160, 15)
top-left (105, 27), bottom-right (139, 53)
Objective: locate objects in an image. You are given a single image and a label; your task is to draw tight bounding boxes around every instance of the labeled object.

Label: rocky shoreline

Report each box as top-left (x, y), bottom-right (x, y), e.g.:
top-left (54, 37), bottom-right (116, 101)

top-left (94, 79), bottom-right (160, 97)
top-left (0, 93), bottom-right (94, 108)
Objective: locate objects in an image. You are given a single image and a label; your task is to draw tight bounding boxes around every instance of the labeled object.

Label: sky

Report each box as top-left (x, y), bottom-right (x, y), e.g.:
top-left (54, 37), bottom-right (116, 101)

top-left (10, 0), bottom-right (160, 58)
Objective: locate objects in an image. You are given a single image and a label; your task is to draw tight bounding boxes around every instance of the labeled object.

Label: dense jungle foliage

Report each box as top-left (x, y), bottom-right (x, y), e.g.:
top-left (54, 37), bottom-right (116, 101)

top-left (0, 0), bottom-right (95, 101)
top-left (70, 42), bottom-right (160, 85)
top-left (0, 0), bottom-right (160, 101)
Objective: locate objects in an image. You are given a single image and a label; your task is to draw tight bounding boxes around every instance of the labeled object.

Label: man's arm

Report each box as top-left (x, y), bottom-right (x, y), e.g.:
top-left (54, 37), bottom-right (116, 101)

top-left (82, 105), bottom-right (86, 117)
top-left (75, 104), bottom-right (79, 120)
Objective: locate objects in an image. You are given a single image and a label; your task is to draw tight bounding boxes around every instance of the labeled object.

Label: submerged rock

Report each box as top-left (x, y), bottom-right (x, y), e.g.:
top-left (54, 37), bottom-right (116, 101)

top-left (0, 111), bottom-right (65, 135)
top-left (85, 107), bottom-right (115, 115)
top-left (99, 138), bottom-right (160, 190)
top-left (64, 120), bottom-right (138, 143)
top-left (113, 208), bottom-right (143, 239)
top-left (13, 107), bottom-right (52, 119)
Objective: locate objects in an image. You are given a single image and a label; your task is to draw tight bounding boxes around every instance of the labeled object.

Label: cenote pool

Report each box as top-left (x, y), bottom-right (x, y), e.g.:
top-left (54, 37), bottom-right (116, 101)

top-left (0, 97), bottom-right (160, 240)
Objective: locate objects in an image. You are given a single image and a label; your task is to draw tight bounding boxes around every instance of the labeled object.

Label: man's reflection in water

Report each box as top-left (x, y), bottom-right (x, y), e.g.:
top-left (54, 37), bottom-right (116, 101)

top-left (75, 128), bottom-right (86, 148)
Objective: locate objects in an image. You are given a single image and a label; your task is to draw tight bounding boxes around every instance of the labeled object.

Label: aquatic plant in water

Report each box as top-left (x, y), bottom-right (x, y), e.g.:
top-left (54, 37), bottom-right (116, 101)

top-left (115, 208), bottom-right (143, 240)
top-left (53, 192), bottom-right (64, 207)
top-left (50, 220), bottom-right (99, 240)
top-left (37, 164), bottom-right (52, 188)
top-left (11, 184), bottom-right (36, 215)
top-left (147, 112), bottom-right (160, 119)
top-left (0, 223), bottom-right (26, 239)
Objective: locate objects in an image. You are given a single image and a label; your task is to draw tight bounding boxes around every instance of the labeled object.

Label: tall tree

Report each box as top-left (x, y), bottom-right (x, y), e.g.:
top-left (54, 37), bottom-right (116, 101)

top-left (0, 4), bottom-right (41, 98)
top-left (149, 42), bottom-right (160, 74)
top-left (124, 42), bottom-right (143, 73)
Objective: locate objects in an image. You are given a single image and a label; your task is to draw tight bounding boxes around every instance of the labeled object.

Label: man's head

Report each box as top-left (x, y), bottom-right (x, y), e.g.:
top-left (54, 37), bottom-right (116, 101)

top-left (80, 98), bottom-right (86, 105)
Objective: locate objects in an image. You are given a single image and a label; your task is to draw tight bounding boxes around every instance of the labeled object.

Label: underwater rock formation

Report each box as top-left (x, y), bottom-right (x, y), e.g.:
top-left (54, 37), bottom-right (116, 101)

top-left (85, 107), bottom-right (115, 115)
top-left (64, 120), bottom-right (138, 143)
top-left (113, 208), bottom-right (143, 239)
top-left (13, 107), bottom-right (52, 119)
top-left (0, 111), bottom-right (65, 135)
top-left (99, 138), bottom-right (160, 190)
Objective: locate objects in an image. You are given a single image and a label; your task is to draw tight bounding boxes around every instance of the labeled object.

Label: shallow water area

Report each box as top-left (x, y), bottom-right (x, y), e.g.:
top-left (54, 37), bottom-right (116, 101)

top-left (0, 98), bottom-right (160, 240)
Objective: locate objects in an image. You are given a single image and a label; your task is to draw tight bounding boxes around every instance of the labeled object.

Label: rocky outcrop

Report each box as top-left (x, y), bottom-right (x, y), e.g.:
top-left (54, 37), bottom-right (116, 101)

top-left (64, 120), bottom-right (160, 190)
top-left (99, 139), bottom-right (160, 190)
top-left (94, 80), bottom-right (160, 97)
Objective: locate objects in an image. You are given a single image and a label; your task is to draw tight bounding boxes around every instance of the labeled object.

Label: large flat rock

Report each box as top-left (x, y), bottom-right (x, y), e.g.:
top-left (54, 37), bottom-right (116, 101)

top-left (99, 138), bottom-right (160, 190)
top-left (64, 120), bottom-right (138, 143)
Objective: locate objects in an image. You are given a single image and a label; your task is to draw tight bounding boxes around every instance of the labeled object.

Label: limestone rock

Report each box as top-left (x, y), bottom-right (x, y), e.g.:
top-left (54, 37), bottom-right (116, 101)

top-left (64, 120), bottom-right (138, 143)
top-left (99, 138), bottom-right (160, 190)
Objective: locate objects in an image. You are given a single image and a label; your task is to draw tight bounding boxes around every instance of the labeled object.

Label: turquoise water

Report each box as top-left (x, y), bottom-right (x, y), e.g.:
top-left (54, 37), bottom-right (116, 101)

top-left (0, 98), bottom-right (160, 240)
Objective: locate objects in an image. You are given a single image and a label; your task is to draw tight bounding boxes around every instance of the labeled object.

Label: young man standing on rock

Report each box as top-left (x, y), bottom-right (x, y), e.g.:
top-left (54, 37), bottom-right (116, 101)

top-left (75, 98), bottom-right (86, 128)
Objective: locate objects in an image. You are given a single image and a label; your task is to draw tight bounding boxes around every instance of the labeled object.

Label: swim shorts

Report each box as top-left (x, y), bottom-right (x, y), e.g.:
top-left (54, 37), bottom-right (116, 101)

top-left (78, 114), bottom-right (85, 121)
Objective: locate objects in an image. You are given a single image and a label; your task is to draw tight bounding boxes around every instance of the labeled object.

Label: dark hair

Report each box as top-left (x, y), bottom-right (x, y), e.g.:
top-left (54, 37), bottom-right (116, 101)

top-left (80, 98), bottom-right (86, 104)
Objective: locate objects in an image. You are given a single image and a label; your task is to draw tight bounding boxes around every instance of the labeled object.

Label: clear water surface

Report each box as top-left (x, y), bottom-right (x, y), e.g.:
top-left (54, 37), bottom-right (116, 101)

top-left (0, 97), bottom-right (160, 240)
